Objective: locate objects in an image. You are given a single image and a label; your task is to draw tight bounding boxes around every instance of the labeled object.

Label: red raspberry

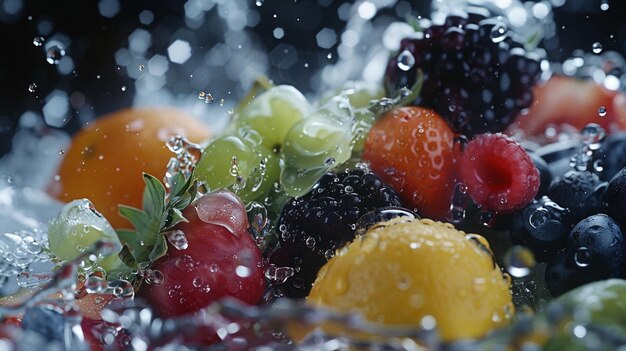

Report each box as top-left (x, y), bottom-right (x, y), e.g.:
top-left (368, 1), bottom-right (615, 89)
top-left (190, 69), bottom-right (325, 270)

top-left (459, 133), bottom-right (539, 213)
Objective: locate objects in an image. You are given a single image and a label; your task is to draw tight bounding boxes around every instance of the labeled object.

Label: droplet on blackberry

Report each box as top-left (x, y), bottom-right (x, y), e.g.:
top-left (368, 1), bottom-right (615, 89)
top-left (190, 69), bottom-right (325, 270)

top-left (385, 11), bottom-right (542, 136)
top-left (270, 169), bottom-right (403, 298)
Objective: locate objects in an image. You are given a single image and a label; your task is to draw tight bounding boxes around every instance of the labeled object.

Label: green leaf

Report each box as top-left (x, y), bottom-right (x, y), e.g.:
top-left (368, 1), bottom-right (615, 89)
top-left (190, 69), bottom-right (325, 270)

top-left (142, 173), bottom-right (166, 217)
top-left (116, 229), bottom-right (152, 263)
top-left (163, 208), bottom-right (188, 230)
top-left (119, 206), bottom-right (150, 231)
top-left (118, 244), bottom-right (138, 269)
top-left (148, 235), bottom-right (168, 262)
top-left (168, 172), bottom-right (187, 198)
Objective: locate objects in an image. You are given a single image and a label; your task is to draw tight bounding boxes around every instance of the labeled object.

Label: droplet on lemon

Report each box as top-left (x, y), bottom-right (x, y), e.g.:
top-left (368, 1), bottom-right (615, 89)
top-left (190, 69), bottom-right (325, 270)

top-left (307, 217), bottom-right (513, 342)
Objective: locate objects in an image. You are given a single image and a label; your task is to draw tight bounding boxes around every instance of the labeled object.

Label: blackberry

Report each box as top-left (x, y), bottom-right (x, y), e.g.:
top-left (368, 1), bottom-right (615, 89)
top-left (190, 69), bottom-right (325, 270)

top-left (270, 168), bottom-right (402, 298)
top-left (385, 11), bottom-right (542, 136)
top-left (545, 214), bottom-right (625, 297)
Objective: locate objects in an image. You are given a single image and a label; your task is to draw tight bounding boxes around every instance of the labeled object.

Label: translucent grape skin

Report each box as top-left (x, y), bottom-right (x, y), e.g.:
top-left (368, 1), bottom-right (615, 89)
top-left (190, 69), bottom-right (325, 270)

top-left (47, 199), bottom-right (123, 272)
top-left (233, 85), bottom-right (313, 150)
top-left (194, 134), bottom-right (280, 204)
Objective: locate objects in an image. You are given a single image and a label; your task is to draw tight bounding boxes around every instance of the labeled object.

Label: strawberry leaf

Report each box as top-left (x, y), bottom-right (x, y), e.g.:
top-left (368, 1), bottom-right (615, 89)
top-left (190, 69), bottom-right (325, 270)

top-left (118, 244), bottom-right (138, 269)
top-left (143, 173), bottom-right (166, 217)
top-left (148, 235), bottom-right (168, 262)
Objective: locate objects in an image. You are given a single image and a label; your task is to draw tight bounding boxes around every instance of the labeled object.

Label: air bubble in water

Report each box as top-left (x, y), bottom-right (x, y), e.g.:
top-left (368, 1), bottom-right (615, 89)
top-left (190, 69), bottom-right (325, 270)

top-left (592, 42), bottom-right (603, 54)
top-left (574, 247), bottom-right (591, 267)
top-left (46, 45), bottom-right (66, 65)
top-left (396, 49), bottom-right (415, 71)
top-left (503, 246), bottom-right (536, 278)
top-left (598, 106), bottom-right (607, 117)
top-left (33, 36), bottom-right (45, 46)
top-left (28, 83), bottom-right (37, 93)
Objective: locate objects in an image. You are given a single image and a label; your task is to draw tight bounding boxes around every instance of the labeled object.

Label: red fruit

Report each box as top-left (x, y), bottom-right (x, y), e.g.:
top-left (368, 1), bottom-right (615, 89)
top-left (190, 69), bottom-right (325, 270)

top-left (507, 75), bottom-right (626, 143)
top-left (363, 107), bottom-right (456, 219)
top-left (137, 190), bottom-right (266, 317)
top-left (459, 133), bottom-right (539, 213)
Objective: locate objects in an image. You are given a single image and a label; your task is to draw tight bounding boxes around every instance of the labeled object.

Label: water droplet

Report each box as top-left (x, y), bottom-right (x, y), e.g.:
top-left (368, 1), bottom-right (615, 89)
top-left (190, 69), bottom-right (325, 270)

top-left (581, 123), bottom-right (606, 146)
top-left (139, 64), bottom-right (145, 71)
top-left (324, 249), bottom-right (334, 260)
top-left (574, 247), bottom-right (591, 267)
top-left (142, 269), bottom-right (164, 285)
top-left (305, 236), bottom-right (316, 249)
top-left (235, 265), bottom-right (251, 278)
top-left (255, 0), bottom-right (264, 6)
top-left (85, 275), bottom-right (107, 293)
top-left (592, 42), bottom-right (603, 54)
top-left (166, 230), bottom-right (188, 250)
top-left (503, 246), bottom-right (536, 278)
top-left (490, 22), bottom-right (508, 43)
top-left (600, 0), bottom-right (610, 11)
top-left (265, 264), bottom-right (295, 284)
top-left (325, 157), bottom-right (336, 166)
top-left (205, 93), bottom-right (214, 104)
top-left (33, 36), bottom-right (45, 46)
top-left (28, 83), bottom-right (37, 93)
top-left (121, 85), bottom-right (127, 92)
top-left (209, 263), bottom-right (219, 273)
top-left (46, 45), bottom-right (66, 65)
top-left (396, 49), bottom-right (415, 71)
top-left (598, 106), bottom-right (607, 117)
top-left (355, 207), bottom-right (419, 236)
top-left (529, 207), bottom-right (550, 228)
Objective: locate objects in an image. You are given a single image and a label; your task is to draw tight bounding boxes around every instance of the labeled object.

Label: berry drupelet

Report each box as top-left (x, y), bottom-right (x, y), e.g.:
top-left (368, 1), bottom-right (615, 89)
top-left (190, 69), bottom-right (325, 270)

top-left (385, 11), bottom-right (542, 136)
top-left (269, 168), bottom-right (402, 298)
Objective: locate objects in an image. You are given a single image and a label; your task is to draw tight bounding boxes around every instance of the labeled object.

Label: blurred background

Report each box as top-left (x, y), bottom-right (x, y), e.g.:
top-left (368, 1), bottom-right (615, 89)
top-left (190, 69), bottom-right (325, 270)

top-left (0, 0), bottom-right (624, 157)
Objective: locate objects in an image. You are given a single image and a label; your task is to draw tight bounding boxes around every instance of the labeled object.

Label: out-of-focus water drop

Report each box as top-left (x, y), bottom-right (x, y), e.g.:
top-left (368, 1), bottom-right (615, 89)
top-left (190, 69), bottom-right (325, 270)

top-left (46, 45), bottom-right (65, 65)
top-left (592, 42), bottom-right (603, 54)
top-left (503, 246), bottom-right (536, 278)
top-left (32, 36), bottom-right (45, 47)
top-left (28, 83), bottom-right (37, 93)
top-left (598, 106), bottom-right (607, 117)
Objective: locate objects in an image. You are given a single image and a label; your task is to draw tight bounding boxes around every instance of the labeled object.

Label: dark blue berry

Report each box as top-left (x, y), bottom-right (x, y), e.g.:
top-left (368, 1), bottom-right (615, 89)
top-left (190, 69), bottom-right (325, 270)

top-left (593, 132), bottom-right (626, 181)
top-left (510, 196), bottom-right (569, 262)
top-left (384, 12), bottom-right (541, 136)
top-left (603, 167), bottom-right (626, 229)
top-left (545, 214), bottom-right (625, 297)
top-left (21, 306), bottom-right (65, 342)
top-left (270, 168), bottom-right (402, 298)
top-left (547, 170), bottom-right (606, 224)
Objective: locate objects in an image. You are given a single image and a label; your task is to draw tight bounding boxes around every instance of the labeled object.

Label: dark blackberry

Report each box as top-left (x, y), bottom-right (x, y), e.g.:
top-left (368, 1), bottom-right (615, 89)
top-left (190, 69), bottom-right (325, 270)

top-left (270, 168), bottom-right (402, 298)
top-left (510, 196), bottom-right (569, 262)
top-left (385, 11), bottom-right (542, 136)
top-left (545, 214), bottom-right (625, 297)
top-left (547, 170), bottom-right (607, 224)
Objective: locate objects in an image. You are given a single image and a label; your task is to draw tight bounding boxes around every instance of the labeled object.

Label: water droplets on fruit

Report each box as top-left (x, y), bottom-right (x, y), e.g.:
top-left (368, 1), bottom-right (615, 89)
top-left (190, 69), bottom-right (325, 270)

top-left (140, 269), bottom-right (164, 285)
top-left (85, 275), bottom-right (107, 293)
top-left (209, 263), bottom-right (219, 273)
top-left (598, 106), bottom-right (607, 117)
top-left (305, 236), bottom-right (316, 249)
top-left (46, 45), bottom-right (66, 65)
top-left (448, 183), bottom-right (470, 223)
top-left (355, 207), bottom-right (419, 236)
top-left (166, 230), bottom-right (188, 250)
top-left (574, 247), bottom-right (591, 267)
top-left (529, 207), bottom-right (550, 228)
top-left (396, 49), bottom-right (415, 71)
top-left (503, 246), bottom-right (536, 278)
top-left (592, 42), bottom-right (603, 54)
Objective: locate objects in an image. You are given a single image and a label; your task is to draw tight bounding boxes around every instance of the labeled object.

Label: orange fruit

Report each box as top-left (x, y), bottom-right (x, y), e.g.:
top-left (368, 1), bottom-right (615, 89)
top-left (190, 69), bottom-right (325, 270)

top-left (47, 108), bottom-right (211, 229)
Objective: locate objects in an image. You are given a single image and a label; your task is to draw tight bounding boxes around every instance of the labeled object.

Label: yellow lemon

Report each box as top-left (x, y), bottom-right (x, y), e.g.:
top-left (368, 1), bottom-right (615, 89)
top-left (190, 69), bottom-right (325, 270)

top-left (307, 217), bottom-right (513, 342)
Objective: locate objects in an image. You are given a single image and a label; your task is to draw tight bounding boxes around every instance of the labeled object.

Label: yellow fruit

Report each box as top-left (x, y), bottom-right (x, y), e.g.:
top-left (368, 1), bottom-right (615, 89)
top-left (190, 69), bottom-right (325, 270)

top-left (307, 217), bottom-right (513, 342)
top-left (47, 108), bottom-right (211, 229)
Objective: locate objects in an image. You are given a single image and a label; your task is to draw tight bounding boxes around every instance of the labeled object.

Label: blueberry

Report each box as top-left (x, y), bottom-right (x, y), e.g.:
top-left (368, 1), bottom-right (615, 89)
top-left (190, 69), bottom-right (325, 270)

top-left (604, 167), bottom-right (626, 229)
top-left (21, 306), bottom-right (65, 342)
top-left (510, 196), bottom-right (569, 262)
top-left (545, 214), bottom-right (625, 297)
top-left (547, 170), bottom-right (607, 224)
top-left (593, 132), bottom-right (626, 181)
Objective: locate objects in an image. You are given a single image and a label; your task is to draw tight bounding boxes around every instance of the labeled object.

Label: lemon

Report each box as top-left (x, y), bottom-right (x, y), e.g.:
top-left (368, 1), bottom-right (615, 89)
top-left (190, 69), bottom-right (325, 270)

top-left (307, 217), bottom-right (513, 342)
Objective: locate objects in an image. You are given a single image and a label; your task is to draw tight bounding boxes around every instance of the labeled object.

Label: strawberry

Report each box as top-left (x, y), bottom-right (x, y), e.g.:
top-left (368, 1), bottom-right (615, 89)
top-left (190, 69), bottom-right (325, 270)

top-left (507, 75), bottom-right (626, 143)
top-left (362, 107), bottom-right (457, 220)
top-left (115, 174), bottom-right (266, 318)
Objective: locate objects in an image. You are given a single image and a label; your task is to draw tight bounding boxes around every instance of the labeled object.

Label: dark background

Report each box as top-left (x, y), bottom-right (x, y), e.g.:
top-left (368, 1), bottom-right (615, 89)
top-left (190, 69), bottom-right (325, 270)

top-left (0, 0), bottom-right (624, 157)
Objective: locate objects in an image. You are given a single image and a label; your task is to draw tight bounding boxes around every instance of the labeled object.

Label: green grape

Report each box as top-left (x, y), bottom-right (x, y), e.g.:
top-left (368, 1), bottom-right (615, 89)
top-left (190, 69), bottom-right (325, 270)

top-left (48, 199), bottom-right (123, 272)
top-left (280, 95), bottom-right (354, 196)
top-left (195, 133), bottom-right (280, 204)
top-left (351, 107), bottom-right (376, 155)
top-left (234, 85), bottom-right (312, 150)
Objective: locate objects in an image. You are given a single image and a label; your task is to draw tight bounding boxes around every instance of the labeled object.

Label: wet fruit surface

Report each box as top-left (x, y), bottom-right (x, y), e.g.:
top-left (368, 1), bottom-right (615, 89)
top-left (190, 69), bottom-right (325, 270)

top-left (307, 217), bottom-right (513, 342)
top-left (46, 108), bottom-right (211, 228)
top-left (363, 107), bottom-right (456, 220)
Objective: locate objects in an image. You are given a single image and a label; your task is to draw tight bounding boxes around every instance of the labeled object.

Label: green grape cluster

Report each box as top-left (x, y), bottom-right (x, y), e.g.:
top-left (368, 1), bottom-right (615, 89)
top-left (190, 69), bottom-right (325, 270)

top-left (194, 81), bottom-right (384, 204)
